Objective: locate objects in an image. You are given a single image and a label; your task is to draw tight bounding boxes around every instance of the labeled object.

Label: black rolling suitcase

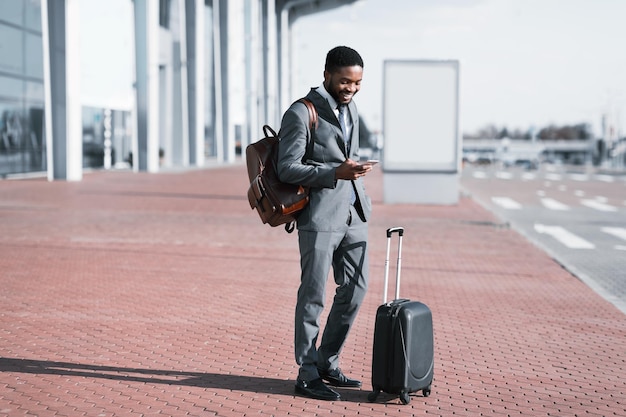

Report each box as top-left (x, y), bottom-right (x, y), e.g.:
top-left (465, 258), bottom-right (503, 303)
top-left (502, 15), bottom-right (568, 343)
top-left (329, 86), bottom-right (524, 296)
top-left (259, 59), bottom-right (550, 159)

top-left (368, 227), bottom-right (434, 405)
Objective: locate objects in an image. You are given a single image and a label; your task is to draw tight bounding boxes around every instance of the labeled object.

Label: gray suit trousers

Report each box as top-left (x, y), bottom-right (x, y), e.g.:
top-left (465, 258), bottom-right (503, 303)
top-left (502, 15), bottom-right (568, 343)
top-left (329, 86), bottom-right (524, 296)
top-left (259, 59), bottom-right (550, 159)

top-left (295, 204), bottom-right (369, 381)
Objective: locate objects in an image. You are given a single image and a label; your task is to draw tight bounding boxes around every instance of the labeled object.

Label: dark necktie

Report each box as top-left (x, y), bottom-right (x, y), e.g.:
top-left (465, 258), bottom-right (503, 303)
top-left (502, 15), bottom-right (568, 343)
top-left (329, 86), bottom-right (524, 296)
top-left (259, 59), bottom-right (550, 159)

top-left (338, 104), bottom-right (356, 205)
top-left (338, 104), bottom-right (349, 154)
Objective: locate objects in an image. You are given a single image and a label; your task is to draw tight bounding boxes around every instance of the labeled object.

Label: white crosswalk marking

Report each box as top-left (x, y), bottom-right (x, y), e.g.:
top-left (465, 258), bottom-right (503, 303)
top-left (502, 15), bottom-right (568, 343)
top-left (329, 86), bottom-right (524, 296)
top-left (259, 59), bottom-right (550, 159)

top-left (570, 174), bottom-right (589, 181)
top-left (581, 199), bottom-right (618, 212)
top-left (534, 224), bottom-right (595, 249)
top-left (546, 173), bottom-right (562, 181)
top-left (492, 197), bottom-right (522, 210)
top-left (596, 175), bottom-right (615, 183)
top-left (541, 198), bottom-right (570, 211)
top-left (496, 172), bottom-right (513, 180)
top-left (472, 171), bottom-right (487, 179)
top-left (601, 227), bottom-right (626, 242)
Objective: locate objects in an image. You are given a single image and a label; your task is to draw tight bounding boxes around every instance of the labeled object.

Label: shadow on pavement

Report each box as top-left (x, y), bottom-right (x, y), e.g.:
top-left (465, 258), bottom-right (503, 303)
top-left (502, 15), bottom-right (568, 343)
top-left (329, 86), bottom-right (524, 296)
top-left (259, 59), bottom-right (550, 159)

top-left (0, 357), bottom-right (293, 395)
top-left (0, 357), bottom-right (399, 403)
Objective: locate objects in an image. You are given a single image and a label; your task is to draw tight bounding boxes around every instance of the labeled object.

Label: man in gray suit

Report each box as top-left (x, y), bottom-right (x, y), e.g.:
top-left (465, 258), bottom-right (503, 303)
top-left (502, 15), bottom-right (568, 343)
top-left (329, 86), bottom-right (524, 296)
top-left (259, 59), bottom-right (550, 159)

top-left (277, 46), bottom-right (374, 401)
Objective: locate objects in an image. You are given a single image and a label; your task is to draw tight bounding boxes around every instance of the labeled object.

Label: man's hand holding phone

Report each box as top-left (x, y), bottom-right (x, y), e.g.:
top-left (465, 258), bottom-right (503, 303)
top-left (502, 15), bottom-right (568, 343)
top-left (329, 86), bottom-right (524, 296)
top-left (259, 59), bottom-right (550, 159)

top-left (336, 159), bottom-right (376, 180)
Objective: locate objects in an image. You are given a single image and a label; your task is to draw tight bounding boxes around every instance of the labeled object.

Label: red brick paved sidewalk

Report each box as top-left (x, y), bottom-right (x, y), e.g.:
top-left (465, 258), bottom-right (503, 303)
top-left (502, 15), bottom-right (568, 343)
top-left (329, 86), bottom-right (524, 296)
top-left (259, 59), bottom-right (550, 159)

top-left (1, 165), bottom-right (624, 416)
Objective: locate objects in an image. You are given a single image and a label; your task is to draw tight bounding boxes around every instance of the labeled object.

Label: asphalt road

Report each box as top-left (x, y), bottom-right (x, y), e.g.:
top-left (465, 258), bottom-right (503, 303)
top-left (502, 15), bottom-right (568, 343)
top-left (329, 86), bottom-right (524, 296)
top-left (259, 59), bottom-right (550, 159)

top-left (461, 163), bottom-right (626, 314)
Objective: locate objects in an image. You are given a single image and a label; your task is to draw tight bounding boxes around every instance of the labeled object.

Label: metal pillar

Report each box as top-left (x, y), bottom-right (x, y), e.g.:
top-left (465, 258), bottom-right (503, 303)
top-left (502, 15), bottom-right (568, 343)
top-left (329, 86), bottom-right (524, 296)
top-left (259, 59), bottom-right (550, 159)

top-left (185, 0), bottom-right (205, 166)
top-left (134, 0), bottom-right (160, 172)
top-left (212, 0), bottom-right (226, 162)
top-left (41, 0), bottom-right (82, 181)
top-left (265, 0), bottom-right (278, 126)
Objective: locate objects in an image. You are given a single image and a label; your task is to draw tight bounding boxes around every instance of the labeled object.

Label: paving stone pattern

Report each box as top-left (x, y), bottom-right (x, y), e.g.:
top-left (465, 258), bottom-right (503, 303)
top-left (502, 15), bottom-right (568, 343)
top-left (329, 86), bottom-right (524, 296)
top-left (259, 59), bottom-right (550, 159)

top-left (1, 165), bottom-right (624, 416)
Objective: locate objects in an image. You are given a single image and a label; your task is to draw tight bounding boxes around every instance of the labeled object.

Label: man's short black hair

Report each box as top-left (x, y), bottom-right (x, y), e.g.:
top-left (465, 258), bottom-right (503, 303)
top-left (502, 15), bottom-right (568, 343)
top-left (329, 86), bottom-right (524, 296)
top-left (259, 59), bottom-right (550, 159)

top-left (325, 46), bottom-right (364, 73)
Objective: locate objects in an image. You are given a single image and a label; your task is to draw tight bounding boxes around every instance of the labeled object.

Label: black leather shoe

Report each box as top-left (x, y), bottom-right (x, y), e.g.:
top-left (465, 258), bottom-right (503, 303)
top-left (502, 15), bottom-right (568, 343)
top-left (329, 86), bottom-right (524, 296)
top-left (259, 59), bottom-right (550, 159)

top-left (318, 368), bottom-right (362, 388)
top-left (295, 378), bottom-right (341, 401)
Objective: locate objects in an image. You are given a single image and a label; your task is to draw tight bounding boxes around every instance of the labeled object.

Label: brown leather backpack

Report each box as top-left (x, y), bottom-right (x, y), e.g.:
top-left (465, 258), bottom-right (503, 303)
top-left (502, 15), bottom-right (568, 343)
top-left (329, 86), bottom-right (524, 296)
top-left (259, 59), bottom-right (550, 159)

top-left (246, 98), bottom-right (317, 233)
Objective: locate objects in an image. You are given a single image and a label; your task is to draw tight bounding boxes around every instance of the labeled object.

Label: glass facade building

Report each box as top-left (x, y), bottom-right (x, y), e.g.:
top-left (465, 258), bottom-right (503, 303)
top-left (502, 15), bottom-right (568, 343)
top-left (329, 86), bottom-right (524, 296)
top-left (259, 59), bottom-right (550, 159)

top-left (0, 0), bottom-right (355, 179)
top-left (0, 1), bottom-right (46, 177)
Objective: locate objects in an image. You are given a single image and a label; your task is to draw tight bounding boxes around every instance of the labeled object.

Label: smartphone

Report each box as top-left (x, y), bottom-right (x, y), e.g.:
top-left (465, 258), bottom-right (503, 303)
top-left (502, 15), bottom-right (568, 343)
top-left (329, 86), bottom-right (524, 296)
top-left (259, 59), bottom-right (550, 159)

top-left (358, 159), bottom-right (379, 169)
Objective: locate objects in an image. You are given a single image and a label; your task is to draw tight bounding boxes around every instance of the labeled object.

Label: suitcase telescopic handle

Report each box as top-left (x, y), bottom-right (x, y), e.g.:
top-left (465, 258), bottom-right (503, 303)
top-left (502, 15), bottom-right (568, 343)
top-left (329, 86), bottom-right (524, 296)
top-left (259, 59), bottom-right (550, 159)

top-left (387, 227), bottom-right (404, 238)
top-left (383, 227), bottom-right (404, 303)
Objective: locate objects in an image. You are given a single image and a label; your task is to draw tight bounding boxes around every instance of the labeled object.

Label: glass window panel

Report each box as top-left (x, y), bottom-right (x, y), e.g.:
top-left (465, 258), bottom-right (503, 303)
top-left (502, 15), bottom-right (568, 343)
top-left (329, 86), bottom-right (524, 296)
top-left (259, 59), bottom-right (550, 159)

top-left (25, 33), bottom-right (43, 79)
top-left (0, 75), bottom-right (23, 100)
top-left (0, 25), bottom-right (24, 75)
top-left (0, 1), bottom-right (22, 26)
top-left (25, 81), bottom-right (44, 102)
top-left (25, 0), bottom-right (42, 32)
top-left (0, 102), bottom-right (47, 175)
top-left (0, 104), bottom-right (25, 174)
top-left (26, 105), bottom-right (46, 171)
top-left (159, 0), bottom-right (172, 28)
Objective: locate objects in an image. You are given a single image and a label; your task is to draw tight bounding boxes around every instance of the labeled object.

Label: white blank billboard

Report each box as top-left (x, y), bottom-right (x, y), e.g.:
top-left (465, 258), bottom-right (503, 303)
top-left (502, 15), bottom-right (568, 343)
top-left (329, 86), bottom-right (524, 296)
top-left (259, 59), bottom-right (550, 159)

top-left (383, 60), bottom-right (459, 172)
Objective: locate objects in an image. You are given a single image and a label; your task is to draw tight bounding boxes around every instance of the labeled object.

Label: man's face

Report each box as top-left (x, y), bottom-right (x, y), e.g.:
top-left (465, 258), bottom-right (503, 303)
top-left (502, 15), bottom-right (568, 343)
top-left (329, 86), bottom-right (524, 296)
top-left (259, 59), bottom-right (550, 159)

top-left (323, 65), bottom-right (363, 105)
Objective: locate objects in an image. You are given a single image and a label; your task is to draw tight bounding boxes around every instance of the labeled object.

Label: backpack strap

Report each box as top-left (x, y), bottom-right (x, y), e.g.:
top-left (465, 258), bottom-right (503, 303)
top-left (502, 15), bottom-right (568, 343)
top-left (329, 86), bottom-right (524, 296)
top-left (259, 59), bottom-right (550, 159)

top-left (296, 98), bottom-right (318, 160)
top-left (298, 98), bottom-right (318, 130)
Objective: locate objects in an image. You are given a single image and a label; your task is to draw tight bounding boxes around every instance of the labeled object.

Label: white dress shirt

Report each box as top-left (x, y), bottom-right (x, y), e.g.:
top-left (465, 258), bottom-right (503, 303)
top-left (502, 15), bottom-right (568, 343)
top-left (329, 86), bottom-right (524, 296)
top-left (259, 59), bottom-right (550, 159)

top-left (316, 84), bottom-right (352, 140)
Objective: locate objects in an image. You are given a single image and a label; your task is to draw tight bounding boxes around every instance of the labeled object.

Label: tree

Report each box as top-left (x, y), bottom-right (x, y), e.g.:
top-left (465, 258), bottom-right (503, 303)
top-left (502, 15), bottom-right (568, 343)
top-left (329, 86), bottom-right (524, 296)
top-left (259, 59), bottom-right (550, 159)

top-left (537, 123), bottom-right (592, 140)
top-left (464, 123), bottom-right (592, 141)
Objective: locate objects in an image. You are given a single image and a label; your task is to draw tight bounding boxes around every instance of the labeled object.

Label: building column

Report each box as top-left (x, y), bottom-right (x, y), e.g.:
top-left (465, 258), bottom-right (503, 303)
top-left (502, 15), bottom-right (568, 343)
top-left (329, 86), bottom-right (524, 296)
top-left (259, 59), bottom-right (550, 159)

top-left (278, 4), bottom-right (290, 115)
top-left (244, 0), bottom-right (260, 151)
top-left (185, 0), bottom-right (205, 166)
top-left (134, 0), bottom-right (160, 172)
top-left (212, 0), bottom-right (226, 162)
top-left (220, 0), bottom-right (237, 163)
top-left (41, 0), bottom-right (82, 181)
top-left (265, 0), bottom-right (279, 126)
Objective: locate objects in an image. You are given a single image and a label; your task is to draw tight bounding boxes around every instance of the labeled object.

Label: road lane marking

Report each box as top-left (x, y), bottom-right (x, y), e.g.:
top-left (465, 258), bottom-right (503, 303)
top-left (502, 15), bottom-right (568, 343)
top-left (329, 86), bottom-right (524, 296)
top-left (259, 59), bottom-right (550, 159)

top-left (472, 171), bottom-right (488, 179)
top-left (546, 173), bottom-right (562, 181)
top-left (570, 174), bottom-right (589, 181)
top-left (521, 173), bottom-right (536, 180)
top-left (601, 227), bottom-right (626, 242)
top-left (541, 198), bottom-right (570, 211)
top-left (496, 172), bottom-right (513, 179)
top-left (581, 199), bottom-right (618, 212)
top-left (534, 224), bottom-right (595, 249)
top-left (491, 197), bottom-right (522, 210)
top-left (601, 227), bottom-right (626, 251)
top-left (596, 175), bottom-right (615, 183)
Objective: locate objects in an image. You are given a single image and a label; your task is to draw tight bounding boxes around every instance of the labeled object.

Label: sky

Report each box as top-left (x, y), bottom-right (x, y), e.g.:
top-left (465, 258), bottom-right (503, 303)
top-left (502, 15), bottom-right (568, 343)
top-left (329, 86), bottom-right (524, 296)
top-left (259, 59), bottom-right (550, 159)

top-left (79, 0), bottom-right (134, 110)
top-left (291, 0), bottom-right (626, 137)
top-left (79, 0), bottom-right (626, 138)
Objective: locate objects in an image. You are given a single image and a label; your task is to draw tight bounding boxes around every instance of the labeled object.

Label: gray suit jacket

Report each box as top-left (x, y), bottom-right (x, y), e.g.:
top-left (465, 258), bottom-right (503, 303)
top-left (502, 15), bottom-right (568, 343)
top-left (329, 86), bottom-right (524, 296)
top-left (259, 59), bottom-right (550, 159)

top-left (277, 89), bottom-right (372, 232)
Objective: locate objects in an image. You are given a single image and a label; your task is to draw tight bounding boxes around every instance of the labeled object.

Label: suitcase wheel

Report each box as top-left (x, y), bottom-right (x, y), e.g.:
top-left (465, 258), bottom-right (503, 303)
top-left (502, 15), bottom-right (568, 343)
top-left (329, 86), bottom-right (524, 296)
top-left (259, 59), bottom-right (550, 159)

top-left (367, 389), bottom-right (380, 403)
top-left (400, 391), bottom-right (410, 405)
top-left (423, 386), bottom-right (432, 397)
